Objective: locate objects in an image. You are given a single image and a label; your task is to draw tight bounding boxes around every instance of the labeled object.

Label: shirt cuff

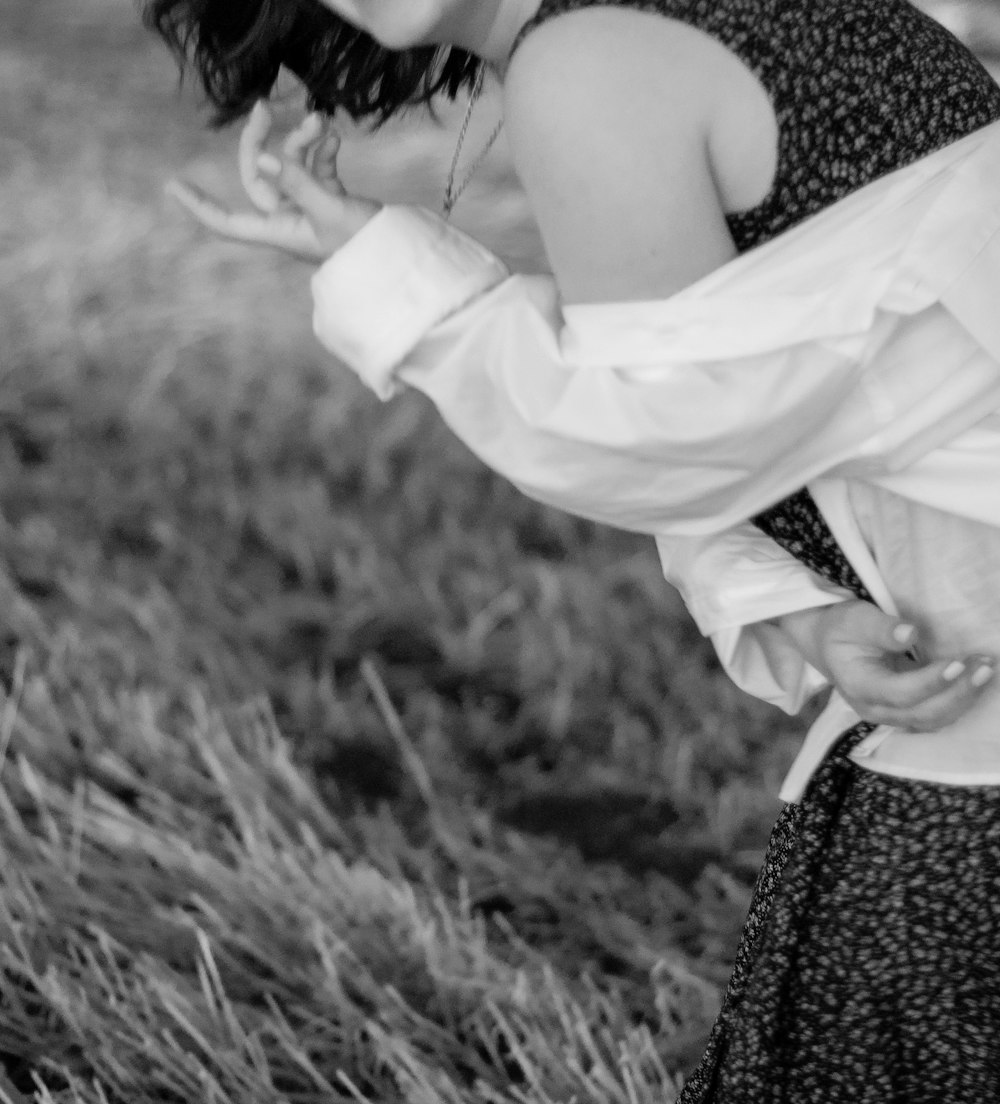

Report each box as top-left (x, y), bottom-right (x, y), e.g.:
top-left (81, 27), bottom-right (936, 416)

top-left (311, 206), bottom-right (510, 399)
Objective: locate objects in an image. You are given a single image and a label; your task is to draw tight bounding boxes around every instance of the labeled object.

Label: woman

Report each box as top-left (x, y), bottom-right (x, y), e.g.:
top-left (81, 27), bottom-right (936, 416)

top-left (149, 0), bottom-right (1000, 1098)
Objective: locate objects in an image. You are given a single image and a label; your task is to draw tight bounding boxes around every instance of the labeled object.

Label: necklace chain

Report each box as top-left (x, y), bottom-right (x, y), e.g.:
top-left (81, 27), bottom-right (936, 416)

top-left (443, 66), bottom-right (504, 219)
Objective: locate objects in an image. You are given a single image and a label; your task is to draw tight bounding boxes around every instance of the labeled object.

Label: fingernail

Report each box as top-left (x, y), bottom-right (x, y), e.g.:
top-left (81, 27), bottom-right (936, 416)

top-left (257, 152), bottom-right (282, 175)
top-left (942, 660), bottom-right (966, 682)
top-left (893, 624), bottom-right (917, 645)
top-left (971, 664), bottom-right (994, 688)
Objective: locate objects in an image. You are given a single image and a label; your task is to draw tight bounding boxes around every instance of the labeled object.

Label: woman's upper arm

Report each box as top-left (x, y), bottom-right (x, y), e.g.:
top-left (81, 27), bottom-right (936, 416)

top-left (502, 7), bottom-right (738, 305)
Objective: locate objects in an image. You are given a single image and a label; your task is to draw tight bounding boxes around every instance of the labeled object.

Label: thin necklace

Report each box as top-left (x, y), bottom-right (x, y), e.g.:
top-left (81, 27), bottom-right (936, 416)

top-left (442, 65), bottom-right (504, 219)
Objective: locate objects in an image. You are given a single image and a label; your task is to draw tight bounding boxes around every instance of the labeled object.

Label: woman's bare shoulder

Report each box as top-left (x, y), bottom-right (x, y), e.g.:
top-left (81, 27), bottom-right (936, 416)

top-left (504, 7), bottom-right (727, 149)
top-left (502, 8), bottom-right (741, 303)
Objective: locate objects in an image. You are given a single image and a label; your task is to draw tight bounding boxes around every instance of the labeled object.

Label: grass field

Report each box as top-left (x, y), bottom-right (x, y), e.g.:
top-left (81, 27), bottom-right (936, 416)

top-left (0, 1), bottom-right (995, 1100)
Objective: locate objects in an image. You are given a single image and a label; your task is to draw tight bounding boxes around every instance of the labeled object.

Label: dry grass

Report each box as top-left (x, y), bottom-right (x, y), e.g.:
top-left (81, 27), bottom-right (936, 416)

top-left (3, 0), bottom-right (995, 1098)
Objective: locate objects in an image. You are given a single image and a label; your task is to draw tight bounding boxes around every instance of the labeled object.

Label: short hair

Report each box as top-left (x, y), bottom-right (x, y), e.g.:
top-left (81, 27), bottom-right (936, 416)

top-left (143, 0), bottom-right (482, 126)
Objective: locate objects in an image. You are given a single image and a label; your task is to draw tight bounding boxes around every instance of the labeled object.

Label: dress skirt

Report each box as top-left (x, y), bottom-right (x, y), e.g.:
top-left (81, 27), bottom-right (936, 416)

top-left (678, 726), bottom-right (1000, 1104)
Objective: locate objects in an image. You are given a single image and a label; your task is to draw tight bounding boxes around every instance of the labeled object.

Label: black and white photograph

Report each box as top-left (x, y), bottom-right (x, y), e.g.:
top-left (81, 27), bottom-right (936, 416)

top-left (2, 0), bottom-right (1000, 1099)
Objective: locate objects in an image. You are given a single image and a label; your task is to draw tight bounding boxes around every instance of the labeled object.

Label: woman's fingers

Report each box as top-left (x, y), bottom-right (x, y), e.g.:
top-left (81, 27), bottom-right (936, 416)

top-left (258, 155), bottom-right (341, 223)
top-left (836, 604), bottom-right (922, 659)
top-left (238, 101), bottom-right (282, 213)
top-left (165, 177), bottom-right (324, 259)
top-left (167, 178), bottom-right (261, 238)
top-left (853, 654), bottom-right (994, 730)
top-left (313, 130), bottom-right (346, 192)
top-left (240, 105), bottom-right (334, 208)
top-left (169, 116), bottom-right (379, 261)
top-left (794, 599), bottom-right (994, 733)
top-left (283, 111), bottom-right (325, 171)
top-left (281, 114), bottom-right (346, 193)
top-left (259, 153), bottom-right (380, 252)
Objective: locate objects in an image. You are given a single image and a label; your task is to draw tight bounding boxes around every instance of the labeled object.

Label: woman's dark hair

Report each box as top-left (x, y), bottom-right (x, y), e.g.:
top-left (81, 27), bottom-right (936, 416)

top-left (143, 0), bottom-right (482, 126)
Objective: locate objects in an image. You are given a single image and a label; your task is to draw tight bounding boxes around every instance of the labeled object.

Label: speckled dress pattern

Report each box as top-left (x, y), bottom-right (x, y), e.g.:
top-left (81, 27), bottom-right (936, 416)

top-left (685, 740), bottom-right (1000, 1103)
top-left (512, 2), bottom-right (1000, 1099)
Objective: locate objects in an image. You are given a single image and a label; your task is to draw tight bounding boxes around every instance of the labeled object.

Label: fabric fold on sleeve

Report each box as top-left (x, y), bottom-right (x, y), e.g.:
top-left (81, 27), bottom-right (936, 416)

top-left (655, 525), bottom-right (852, 637)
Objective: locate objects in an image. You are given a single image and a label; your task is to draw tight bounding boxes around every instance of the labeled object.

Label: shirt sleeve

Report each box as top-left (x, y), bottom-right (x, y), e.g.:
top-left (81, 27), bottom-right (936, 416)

top-left (655, 525), bottom-right (854, 714)
top-left (312, 209), bottom-right (871, 540)
top-left (313, 201), bottom-right (1000, 539)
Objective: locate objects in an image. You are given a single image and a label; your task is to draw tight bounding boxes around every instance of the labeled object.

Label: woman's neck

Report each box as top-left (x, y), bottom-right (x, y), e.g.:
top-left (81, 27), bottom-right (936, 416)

top-left (443, 0), bottom-right (542, 71)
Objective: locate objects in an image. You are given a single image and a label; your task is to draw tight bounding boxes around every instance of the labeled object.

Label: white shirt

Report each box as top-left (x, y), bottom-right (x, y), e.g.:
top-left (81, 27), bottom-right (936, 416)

top-left (311, 119), bottom-right (1000, 801)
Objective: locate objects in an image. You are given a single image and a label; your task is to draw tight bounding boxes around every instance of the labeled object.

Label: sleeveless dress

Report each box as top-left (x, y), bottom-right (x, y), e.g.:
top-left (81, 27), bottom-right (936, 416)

top-left (512, 3), bottom-right (1000, 1100)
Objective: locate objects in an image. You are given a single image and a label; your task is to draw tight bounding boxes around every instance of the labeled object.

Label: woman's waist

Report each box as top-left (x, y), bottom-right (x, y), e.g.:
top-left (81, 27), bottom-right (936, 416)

top-left (782, 665), bottom-right (1000, 801)
top-left (850, 686), bottom-right (1000, 783)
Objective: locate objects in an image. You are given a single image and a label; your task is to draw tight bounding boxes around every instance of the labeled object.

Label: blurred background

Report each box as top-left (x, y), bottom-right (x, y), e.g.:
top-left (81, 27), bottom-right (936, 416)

top-left (1, 0), bottom-right (828, 887)
top-left (0, 1), bottom-right (999, 1099)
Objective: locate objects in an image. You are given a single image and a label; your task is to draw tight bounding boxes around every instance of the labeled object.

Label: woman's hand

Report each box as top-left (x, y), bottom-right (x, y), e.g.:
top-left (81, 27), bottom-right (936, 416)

top-left (166, 101), bottom-right (382, 261)
top-left (776, 600), bottom-right (994, 730)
